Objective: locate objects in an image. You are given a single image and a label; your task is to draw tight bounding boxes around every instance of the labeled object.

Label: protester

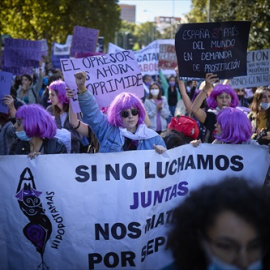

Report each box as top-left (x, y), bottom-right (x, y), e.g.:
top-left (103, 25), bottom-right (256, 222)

top-left (166, 178), bottom-right (270, 270)
top-left (248, 86), bottom-right (270, 145)
top-left (0, 112), bottom-right (16, 155)
top-left (66, 71), bottom-right (166, 154)
top-left (9, 104), bottom-right (67, 158)
top-left (47, 79), bottom-right (82, 153)
top-left (41, 72), bottom-right (63, 109)
top-left (235, 88), bottom-right (250, 108)
top-left (144, 82), bottom-right (171, 134)
top-left (191, 73), bottom-right (239, 142)
top-left (16, 63), bottom-right (43, 104)
top-left (68, 104), bottom-right (100, 153)
top-left (213, 107), bottom-right (256, 145)
top-left (164, 75), bottom-right (181, 118)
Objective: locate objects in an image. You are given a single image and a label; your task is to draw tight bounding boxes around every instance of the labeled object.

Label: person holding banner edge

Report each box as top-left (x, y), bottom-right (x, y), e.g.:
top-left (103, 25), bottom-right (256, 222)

top-left (191, 73), bottom-right (239, 143)
top-left (66, 71), bottom-right (167, 154)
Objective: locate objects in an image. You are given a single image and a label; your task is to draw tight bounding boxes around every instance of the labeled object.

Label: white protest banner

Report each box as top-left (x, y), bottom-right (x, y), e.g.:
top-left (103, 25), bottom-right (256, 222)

top-left (0, 144), bottom-right (269, 270)
top-left (134, 39), bottom-right (174, 76)
top-left (0, 71), bottom-right (13, 113)
top-left (60, 50), bottom-right (144, 112)
top-left (53, 43), bottom-right (71, 56)
top-left (230, 49), bottom-right (270, 88)
top-left (108, 40), bottom-right (175, 76)
top-left (158, 44), bottom-right (177, 70)
top-left (107, 42), bottom-right (124, 54)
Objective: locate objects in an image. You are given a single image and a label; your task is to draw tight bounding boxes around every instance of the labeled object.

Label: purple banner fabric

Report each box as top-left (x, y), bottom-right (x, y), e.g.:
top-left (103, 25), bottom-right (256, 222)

top-left (4, 38), bottom-right (42, 68)
top-left (70, 26), bottom-right (99, 57)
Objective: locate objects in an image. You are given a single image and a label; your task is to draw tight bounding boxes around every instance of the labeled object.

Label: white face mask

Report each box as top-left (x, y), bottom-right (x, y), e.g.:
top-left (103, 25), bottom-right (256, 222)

top-left (16, 130), bottom-right (30, 141)
top-left (150, 89), bottom-right (159, 97)
top-left (260, 102), bottom-right (270, 110)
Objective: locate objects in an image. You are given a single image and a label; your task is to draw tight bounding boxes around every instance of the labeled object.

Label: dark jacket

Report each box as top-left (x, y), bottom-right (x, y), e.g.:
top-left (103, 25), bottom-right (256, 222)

top-left (9, 138), bottom-right (67, 155)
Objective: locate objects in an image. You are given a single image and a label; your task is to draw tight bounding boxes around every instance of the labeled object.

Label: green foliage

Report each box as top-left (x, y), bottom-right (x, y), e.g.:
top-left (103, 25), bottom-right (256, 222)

top-left (115, 20), bottom-right (137, 50)
top-left (134, 22), bottom-right (161, 48)
top-left (187, 0), bottom-right (270, 49)
top-left (0, 0), bottom-right (121, 49)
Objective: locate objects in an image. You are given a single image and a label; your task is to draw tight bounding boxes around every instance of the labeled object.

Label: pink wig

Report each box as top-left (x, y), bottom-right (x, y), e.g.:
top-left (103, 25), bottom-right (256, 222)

top-left (16, 104), bottom-right (57, 138)
top-left (107, 92), bottom-right (146, 127)
top-left (214, 107), bottom-right (252, 144)
top-left (48, 79), bottom-right (69, 104)
top-left (207, 84), bottom-right (239, 109)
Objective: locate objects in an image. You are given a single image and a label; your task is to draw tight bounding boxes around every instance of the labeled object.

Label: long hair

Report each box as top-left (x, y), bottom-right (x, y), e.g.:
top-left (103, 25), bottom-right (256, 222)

top-left (148, 82), bottom-right (162, 100)
top-left (250, 86), bottom-right (270, 114)
top-left (48, 79), bottom-right (69, 105)
top-left (207, 84), bottom-right (239, 109)
top-left (214, 107), bottom-right (252, 144)
top-left (167, 178), bottom-right (270, 270)
top-left (16, 104), bottom-right (57, 138)
top-left (107, 92), bottom-right (146, 127)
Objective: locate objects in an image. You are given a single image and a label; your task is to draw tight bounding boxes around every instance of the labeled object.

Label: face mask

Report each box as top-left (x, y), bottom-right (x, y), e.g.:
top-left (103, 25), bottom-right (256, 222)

top-left (150, 89), bottom-right (159, 96)
top-left (16, 130), bottom-right (31, 141)
top-left (203, 241), bottom-right (263, 270)
top-left (169, 81), bottom-right (175, 87)
top-left (208, 257), bottom-right (263, 270)
top-left (260, 102), bottom-right (270, 110)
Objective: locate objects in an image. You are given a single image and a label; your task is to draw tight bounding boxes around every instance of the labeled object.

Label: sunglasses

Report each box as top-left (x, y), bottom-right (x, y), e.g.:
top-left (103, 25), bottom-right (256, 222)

top-left (121, 109), bottom-right (139, 118)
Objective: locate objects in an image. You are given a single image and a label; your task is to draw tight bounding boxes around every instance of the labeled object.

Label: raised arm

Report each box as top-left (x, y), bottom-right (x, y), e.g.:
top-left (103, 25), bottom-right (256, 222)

top-left (2, 95), bottom-right (17, 118)
top-left (175, 67), bottom-right (192, 116)
top-left (191, 73), bottom-right (217, 123)
top-left (68, 100), bottom-right (89, 137)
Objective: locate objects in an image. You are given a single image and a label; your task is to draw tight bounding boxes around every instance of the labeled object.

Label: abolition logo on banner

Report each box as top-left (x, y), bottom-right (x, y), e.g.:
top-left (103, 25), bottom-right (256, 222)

top-left (15, 168), bottom-right (52, 269)
top-left (60, 50), bottom-right (144, 112)
top-left (175, 21), bottom-right (251, 79)
top-left (0, 144), bottom-right (269, 270)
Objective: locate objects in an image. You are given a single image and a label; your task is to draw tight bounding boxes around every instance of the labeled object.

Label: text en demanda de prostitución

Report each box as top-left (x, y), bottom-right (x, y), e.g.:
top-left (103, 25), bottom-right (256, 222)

top-left (61, 51), bottom-right (143, 96)
top-left (182, 26), bottom-right (241, 73)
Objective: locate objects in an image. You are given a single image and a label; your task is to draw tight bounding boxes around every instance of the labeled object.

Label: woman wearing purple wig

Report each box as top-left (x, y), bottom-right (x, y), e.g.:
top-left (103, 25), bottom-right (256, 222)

top-left (191, 73), bottom-right (239, 143)
top-left (66, 71), bottom-right (166, 153)
top-left (213, 107), bottom-right (256, 144)
top-left (47, 79), bottom-right (82, 153)
top-left (10, 104), bottom-right (67, 158)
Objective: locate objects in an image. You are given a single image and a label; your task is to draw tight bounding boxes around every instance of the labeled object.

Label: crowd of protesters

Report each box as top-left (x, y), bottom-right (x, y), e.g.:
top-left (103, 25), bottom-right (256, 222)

top-left (1, 52), bottom-right (270, 269)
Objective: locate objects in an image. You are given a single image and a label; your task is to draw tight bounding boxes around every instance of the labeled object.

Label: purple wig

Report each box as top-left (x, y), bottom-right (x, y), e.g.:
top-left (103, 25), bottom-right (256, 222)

top-left (214, 107), bottom-right (252, 144)
top-left (48, 79), bottom-right (69, 104)
top-left (107, 92), bottom-right (146, 127)
top-left (16, 104), bottom-right (57, 138)
top-left (207, 84), bottom-right (239, 109)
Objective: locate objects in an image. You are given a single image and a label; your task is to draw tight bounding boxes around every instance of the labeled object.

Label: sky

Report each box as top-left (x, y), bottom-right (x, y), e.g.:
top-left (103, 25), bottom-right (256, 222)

top-left (118, 0), bottom-right (192, 24)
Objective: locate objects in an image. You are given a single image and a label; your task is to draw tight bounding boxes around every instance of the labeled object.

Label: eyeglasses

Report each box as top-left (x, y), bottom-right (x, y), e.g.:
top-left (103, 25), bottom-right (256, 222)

top-left (120, 109), bottom-right (139, 118)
